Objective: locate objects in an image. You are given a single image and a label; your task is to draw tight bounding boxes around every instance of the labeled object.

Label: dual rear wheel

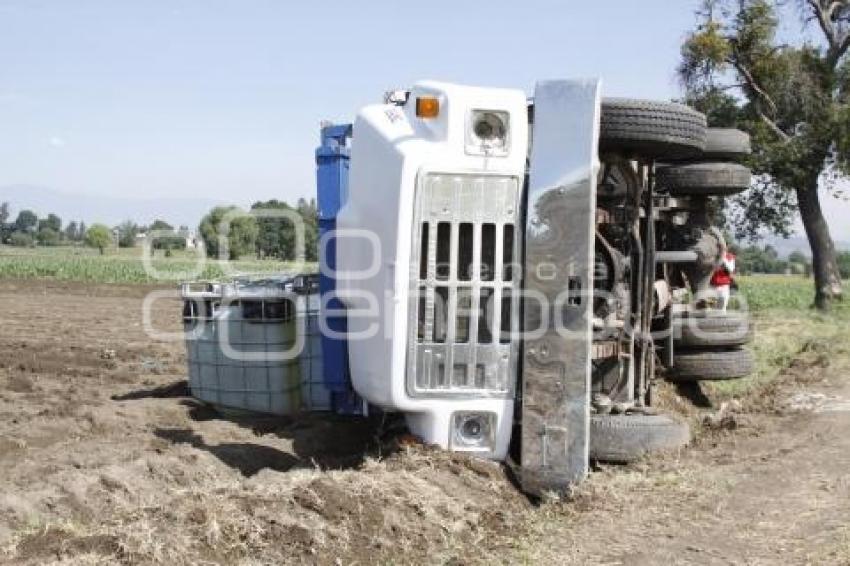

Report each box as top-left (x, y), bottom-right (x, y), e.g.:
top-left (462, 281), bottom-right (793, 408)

top-left (669, 311), bottom-right (755, 383)
top-left (656, 126), bottom-right (754, 197)
top-left (591, 103), bottom-right (755, 464)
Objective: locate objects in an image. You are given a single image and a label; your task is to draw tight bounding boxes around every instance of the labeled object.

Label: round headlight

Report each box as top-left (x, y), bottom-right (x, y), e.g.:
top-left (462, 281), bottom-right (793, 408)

top-left (461, 417), bottom-right (483, 440)
top-left (468, 110), bottom-right (509, 156)
top-left (472, 112), bottom-right (507, 143)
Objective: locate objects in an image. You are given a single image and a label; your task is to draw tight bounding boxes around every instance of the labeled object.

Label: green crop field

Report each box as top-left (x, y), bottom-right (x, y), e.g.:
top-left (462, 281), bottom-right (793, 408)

top-left (1, 246), bottom-right (846, 312)
top-left (0, 245), bottom-right (309, 284)
top-left (736, 274), bottom-right (816, 311)
top-left (736, 274), bottom-right (849, 313)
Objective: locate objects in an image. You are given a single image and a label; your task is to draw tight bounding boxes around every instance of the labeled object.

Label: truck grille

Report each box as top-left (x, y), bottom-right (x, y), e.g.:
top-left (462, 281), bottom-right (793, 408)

top-left (407, 173), bottom-right (522, 398)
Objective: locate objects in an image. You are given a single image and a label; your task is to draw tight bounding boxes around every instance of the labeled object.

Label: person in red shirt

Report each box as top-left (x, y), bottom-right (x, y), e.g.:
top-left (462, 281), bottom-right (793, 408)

top-left (710, 251), bottom-right (737, 312)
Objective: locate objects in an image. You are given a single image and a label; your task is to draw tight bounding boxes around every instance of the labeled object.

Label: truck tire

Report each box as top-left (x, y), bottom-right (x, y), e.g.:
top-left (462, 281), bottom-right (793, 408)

top-left (669, 348), bottom-right (755, 382)
top-left (702, 128), bottom-right (751, 160)
top-left (590, 414), bottom-right (691, 464)
top-left (668, 128), bottom-right (751, 162)
top-left (673, 311), bottom-right (753, 348)
top-left (656, 162), bottom-right (752, 196)
top-left (600, 99), bottom-right (707, 160)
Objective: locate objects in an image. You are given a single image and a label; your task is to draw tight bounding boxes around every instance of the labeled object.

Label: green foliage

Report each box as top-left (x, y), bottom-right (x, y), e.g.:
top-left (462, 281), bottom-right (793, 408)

top-left (297, 198), bottom-right (319, 262)
top-left (788, 250), bottom-right (809, 265)
top-left (199, 206), bottom-right (258, 260)
top-left (36, 227), bottom-right (60, 247)
top-left (839, 251), bottom-right (850, 279)
top-left (680, 19), bottom-right (732, 83)
top-left (681, 0), bottom-right (850, 222)
top-left (117, 221), bottom-right (139, 248)
top-left (14, 210), bottom-right (38, 233)
top-left (250, 197), bottom-right (318, 261)
top-left (149, 219), bottom-right (173, 232)
top-left (0, 203), bottom-right (10, 243)
top-left (85, 224), bottom-right (113, 254)
top-left (685, 89), bottom-right (741, 127)
top-left (64, 221), bottom-right (82, 242)
top-left (145, 219), bottom-right (185, 251)
top-left (252, 199), bottom-right (296, 260)
top-left (734, 244), bottom-right (788, 275)
top-left (8, 231), bottom-right (33, 248)
top-left (38, 213), bottom-right (62, 234)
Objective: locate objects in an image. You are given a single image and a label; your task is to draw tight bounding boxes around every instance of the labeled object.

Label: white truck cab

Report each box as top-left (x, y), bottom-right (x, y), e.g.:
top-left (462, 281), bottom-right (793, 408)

top-left (336, 82), bottom-right (529, 459)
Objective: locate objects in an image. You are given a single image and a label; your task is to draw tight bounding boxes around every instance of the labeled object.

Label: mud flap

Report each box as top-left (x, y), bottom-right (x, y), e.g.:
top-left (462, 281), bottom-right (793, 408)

top-left (520, 80), bottom-right (602, 496)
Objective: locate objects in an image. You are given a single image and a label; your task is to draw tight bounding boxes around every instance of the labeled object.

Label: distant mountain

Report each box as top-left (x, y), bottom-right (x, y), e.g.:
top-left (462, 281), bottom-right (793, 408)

top-left (759, 235), bottom-right (850, 259)
top-left (4, 185), bottom-right (848, 257)
top-left (0, 185), bottom-right (225, 229)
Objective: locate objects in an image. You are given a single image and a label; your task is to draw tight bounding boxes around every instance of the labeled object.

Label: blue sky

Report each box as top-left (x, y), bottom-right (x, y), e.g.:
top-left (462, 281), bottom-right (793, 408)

top-left (0, 0), bottom-right (848, 239)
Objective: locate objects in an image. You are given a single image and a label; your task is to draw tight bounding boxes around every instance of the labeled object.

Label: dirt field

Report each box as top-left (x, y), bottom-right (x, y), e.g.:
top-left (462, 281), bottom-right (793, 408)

top-left (0, 280), bottom-right (849, 565)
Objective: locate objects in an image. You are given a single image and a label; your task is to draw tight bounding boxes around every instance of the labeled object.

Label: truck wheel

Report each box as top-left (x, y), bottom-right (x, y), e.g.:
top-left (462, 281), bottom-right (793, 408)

top-left (673, 311), bottom-right (753, 348)
top-left (600, 99), bottom-right (707, 160)
top-left (656, 162), bottom-right (752, 196)
top-left (702, 128), bottom-right (751, 160)
top-left (668, 128), bottom-right (751, 162)
top-left (669, 348), bottom-right (755, 382)
top-left (590, 414), bottom-right (691, 464)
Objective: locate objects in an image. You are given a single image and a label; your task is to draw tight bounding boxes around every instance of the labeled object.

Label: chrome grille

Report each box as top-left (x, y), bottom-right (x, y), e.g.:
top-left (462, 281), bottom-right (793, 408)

top-left (407, 173), bottom-right (522, 398)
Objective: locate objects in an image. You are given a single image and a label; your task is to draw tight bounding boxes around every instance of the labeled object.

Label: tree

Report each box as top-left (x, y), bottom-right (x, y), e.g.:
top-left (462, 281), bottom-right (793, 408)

top-left (64, 221), bottom-right (80, 242)
top-left (252, 199), bottom-right (296, 260)
top-left (14, 210), bottom-right (38, 233)
top-left (736, 244), bottom-right (789, 274)
top-left (0, 202), bottom-right (10, 243)
top-left (149, 219), bottom-right (173, 232)
top-left (116, 220), bottom-right (139, 248)
top-left (198, 206), bottom-right (258, 260)
top-left (85, 223), bottom-right (112, 254)
top-left (250, 198), bottom-right (319, 261)
top-left (36, 227), bottom-right (60, 246)
top-left (789, 249), bottom-right (810, 264)
top-left (38, 213), bottom-right (61, 234)
top-left (9, 231), bottom-right (33, 247)
top-left (146, 219), bottom-right (184, 251)
top-left (680, 0), bottom-right (849, 309)
top-left (838, 251), bottom-right (850, 278)
top-left (296, 197), bottom-right (319, 262)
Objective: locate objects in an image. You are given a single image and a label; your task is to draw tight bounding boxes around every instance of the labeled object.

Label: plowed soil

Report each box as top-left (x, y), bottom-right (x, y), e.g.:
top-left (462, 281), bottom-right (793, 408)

top-left (1, 279), bottom-right (848, 565)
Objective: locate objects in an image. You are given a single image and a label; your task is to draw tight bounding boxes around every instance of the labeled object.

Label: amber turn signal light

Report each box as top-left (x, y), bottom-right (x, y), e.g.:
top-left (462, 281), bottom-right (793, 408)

top-left (416, 96), bottom-right (440, 119)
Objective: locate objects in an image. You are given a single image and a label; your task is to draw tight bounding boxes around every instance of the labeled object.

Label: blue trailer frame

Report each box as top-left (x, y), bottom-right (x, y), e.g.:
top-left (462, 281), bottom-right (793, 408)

top-left (315, 123), bottom-right (362, 415)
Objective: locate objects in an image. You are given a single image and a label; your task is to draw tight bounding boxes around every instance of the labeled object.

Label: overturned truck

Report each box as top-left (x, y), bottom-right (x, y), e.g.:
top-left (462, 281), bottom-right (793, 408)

top-left (184, 80), bottom-right (754, 496)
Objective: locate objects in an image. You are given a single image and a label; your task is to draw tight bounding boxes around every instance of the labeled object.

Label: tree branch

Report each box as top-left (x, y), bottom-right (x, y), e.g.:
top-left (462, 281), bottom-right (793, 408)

top-left (731, 59), bottom-right (779, 114)
top-left (837, 30), bottom-right (850, 63)
top-left (728, 54), bottom-right (792, 142)
top-left (826, 0), bottom-right (840, 19)
top-left (811, 0), bottom-right (850, 67)
top-left (810, 0), bottom-right (839, 50)
top-left (757, 109), bottom-right (793, 142)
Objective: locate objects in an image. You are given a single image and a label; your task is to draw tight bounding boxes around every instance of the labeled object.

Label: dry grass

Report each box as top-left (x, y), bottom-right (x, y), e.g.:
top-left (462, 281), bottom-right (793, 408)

top-left (706, 307), bottom-right (850, 401)
top-left (3, 447), bottom-right (529, 565)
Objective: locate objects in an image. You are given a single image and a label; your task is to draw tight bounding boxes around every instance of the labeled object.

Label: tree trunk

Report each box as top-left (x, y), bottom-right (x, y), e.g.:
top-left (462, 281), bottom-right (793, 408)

top-left (796, 181), bottom-right (843, 310)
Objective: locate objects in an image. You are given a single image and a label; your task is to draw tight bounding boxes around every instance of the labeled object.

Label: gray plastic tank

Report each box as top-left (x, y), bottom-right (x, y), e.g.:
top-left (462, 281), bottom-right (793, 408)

top-left (182, 274), bottom-right (331, 416)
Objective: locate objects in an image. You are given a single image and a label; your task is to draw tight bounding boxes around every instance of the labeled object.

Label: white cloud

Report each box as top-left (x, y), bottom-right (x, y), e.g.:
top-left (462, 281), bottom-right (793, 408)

top-left (48, 136), bottom-right (66, 148)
